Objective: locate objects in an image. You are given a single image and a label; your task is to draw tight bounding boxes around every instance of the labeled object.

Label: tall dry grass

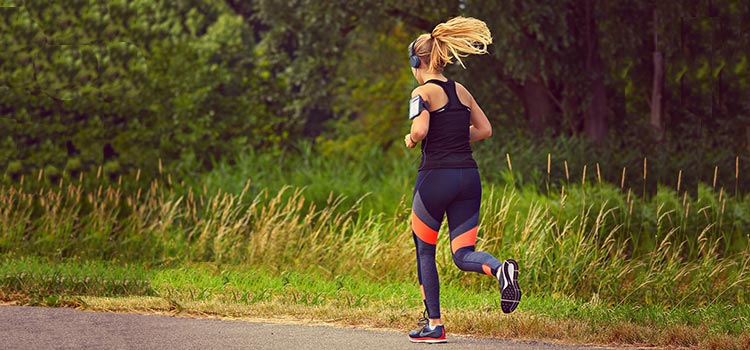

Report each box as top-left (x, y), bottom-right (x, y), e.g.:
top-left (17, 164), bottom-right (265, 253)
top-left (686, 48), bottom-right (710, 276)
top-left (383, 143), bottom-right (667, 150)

top-left (2, 158), bottom-right (750, 306)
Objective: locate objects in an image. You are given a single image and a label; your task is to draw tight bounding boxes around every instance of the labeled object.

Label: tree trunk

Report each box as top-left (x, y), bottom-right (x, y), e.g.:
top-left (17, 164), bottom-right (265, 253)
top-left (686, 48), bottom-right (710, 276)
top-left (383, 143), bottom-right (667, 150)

top-left (582, 0), bottom-right (609, 144)
top-left (651, 51), bottom-right (664, 134)
top-left (521, 75), bottom-right (556, 137)
top-left (650, 9), bottom-right (664, 140)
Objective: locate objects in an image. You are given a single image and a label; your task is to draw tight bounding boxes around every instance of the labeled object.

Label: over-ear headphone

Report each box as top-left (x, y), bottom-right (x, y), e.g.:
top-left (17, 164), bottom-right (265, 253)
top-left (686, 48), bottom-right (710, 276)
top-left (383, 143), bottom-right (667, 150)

top-left (408, 40), bottom-right (421, 68)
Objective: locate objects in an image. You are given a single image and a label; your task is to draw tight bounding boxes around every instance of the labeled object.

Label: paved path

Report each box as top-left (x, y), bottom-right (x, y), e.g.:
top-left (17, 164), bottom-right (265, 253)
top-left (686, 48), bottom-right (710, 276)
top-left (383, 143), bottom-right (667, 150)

top-left (0, 306), bottom-right (641, 350)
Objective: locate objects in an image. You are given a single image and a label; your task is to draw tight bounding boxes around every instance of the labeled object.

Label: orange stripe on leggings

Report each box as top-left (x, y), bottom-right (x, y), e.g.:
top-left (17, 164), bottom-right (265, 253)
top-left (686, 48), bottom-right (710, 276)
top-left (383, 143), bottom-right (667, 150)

top-left (482, 264), bottom-right (493, 276)
top-left (412, 211), bottom-right (438, 245)
top-left (450, 226), bottom-right (478, 254)
top-left (420, 284), bottom-right (426, 299)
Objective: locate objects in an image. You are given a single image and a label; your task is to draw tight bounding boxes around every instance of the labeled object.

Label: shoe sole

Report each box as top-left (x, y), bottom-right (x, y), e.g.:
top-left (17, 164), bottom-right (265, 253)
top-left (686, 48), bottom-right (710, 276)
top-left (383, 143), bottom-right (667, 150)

top-left (409, 337), bottom-right (447, 344)
top-left (501, 259), bottom-right (521, 313)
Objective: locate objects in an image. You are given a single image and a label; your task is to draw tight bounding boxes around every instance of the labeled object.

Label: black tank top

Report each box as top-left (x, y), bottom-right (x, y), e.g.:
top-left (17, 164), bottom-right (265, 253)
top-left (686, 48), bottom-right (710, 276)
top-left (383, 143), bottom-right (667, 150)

top-left (418, 79), bottom-right (478, 171)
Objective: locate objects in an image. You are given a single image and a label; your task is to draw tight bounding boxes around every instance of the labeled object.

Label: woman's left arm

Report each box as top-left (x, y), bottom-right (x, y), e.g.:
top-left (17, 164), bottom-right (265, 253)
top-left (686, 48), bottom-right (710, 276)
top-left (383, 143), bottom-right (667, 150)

top-left (467, 93), bottom-right (492, 142)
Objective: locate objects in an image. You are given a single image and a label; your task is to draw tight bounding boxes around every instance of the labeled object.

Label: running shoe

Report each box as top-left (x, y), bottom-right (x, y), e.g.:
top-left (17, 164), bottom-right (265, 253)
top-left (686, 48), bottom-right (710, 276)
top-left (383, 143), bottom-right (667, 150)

top-left (408, 324), bottom-right (446, 343)
top-left (408, 309), bottom-right (447, 343)
top-left (498, 259), bottom-right (522, 313)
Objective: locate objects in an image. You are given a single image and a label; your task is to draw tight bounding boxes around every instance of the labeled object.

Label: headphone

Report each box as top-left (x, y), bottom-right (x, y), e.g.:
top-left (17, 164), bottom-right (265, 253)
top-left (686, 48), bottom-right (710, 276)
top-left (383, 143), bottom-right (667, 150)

top-left (408, 40), bottom-right (421, 68)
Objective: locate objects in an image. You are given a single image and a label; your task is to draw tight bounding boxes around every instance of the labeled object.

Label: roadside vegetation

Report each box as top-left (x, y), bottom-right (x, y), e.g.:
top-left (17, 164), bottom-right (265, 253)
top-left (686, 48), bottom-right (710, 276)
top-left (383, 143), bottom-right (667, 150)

top-left (2, 143), bottom-right (750, 349)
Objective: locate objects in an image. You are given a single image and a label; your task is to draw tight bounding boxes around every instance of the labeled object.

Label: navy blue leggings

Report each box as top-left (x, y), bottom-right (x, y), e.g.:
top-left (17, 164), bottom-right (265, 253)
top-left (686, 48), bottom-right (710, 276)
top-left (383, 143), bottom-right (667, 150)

top-left (411, 168), bottom-right (502, 319)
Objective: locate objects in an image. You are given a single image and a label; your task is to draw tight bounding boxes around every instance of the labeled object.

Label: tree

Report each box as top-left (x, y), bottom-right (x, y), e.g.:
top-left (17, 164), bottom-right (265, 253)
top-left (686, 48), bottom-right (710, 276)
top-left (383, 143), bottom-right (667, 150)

top-left (460, 0), bottom-right (617, 142)
top-left (0, 0), bottom-right (281, 182)
top-left (230, 0), bottom-right (379, 137)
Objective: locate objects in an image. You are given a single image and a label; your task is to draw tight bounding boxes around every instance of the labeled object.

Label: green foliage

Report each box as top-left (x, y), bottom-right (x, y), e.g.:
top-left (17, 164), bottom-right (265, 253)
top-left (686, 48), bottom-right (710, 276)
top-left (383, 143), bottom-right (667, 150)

top-left (194, 141), bottom-right (415, 216)
top-left (317, 22), bottom-right (415, 156)
top-left (1, 0), bottom-right (283, 183)
top-left (251, 0), bottom-right (381, 135)
top-left (3, 0), bottom-right (748, 198)
top-left (0, 256), bottom-right (154, 301)
top-left (472, 131), bottom-right (750, 199)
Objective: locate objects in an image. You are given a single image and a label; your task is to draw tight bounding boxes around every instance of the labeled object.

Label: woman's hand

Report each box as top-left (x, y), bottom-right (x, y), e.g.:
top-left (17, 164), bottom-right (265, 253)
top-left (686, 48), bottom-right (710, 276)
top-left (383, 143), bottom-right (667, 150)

top-left (405, 133), bottom-right (417, 148)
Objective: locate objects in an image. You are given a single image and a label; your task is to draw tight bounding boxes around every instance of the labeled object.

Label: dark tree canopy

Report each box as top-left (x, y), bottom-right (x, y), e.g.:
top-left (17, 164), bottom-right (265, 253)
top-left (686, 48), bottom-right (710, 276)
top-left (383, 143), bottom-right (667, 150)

top-left (1, 0), bottom-right (748, 188)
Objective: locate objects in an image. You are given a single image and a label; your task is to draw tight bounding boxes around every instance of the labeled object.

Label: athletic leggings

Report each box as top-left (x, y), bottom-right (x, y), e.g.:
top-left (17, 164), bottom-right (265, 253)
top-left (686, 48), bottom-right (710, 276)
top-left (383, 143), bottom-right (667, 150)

top-left (411, 168), bottom-right (502, 319)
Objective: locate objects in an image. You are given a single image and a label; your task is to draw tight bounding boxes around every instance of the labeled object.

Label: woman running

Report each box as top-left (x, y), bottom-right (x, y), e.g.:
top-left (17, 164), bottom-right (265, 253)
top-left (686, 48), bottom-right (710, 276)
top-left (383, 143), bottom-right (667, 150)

top-left (403, 16), bottom-right (522, 344)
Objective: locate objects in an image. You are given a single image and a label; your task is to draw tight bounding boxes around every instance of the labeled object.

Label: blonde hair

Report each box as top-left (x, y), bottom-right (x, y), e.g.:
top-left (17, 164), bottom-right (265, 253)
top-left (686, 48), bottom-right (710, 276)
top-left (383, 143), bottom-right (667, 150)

top-left (413, 16), bottom-right (492, 72)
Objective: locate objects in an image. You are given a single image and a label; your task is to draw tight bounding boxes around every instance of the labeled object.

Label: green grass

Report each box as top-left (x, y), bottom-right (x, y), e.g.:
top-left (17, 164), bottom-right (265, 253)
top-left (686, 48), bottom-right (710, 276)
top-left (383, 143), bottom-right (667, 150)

top-left (0, 255), bottom-right (153, 306)
top-left (2, 256), bottom-right (750, 349)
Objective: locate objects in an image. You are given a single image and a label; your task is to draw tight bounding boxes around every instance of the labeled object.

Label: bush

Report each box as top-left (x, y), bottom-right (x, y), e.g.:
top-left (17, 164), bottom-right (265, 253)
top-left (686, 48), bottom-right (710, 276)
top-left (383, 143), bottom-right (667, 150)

top-left (1, 1), bottom-right (287, 185)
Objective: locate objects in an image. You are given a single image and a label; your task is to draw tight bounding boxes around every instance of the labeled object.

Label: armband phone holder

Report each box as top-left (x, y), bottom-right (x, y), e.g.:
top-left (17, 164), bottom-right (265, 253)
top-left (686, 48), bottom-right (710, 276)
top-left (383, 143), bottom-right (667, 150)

top-left (409, 95), bottom-right (429, 120)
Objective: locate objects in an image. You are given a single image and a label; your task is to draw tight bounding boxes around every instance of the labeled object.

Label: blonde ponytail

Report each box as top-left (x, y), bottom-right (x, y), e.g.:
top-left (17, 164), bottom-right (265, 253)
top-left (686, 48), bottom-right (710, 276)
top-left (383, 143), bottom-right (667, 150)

top-left (412, 17), bottom-right (492, 72)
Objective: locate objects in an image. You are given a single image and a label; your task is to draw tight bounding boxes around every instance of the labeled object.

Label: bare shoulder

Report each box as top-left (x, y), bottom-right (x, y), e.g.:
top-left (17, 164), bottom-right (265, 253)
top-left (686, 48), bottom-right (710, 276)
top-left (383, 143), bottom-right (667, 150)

top-left (410, 85), bottom-right (428, 98)
top-left (411, 83), bottom-right (443, 99)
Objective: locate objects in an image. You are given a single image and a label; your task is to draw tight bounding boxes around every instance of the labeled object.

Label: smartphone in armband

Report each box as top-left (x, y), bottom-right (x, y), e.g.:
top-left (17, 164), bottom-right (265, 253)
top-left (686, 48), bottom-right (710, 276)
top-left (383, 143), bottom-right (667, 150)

top-left (409, 95), bottom-right (429, 120)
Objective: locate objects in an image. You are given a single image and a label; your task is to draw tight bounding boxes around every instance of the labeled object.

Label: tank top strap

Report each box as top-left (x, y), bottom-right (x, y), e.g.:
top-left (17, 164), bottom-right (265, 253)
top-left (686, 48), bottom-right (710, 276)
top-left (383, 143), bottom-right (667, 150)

top-left (424, 79), bottom-right (464, 110)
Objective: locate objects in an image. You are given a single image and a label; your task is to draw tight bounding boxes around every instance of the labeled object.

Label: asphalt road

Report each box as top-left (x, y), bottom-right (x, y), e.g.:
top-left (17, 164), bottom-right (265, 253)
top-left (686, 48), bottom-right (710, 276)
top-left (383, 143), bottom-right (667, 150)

top-left (0, 306), bottom-right (639, 350)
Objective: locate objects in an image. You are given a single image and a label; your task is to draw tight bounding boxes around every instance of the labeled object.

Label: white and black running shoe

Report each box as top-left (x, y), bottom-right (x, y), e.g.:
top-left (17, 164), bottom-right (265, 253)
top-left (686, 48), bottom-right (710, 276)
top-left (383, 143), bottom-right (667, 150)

top-left (497, 259), bottom-right (522, 313)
